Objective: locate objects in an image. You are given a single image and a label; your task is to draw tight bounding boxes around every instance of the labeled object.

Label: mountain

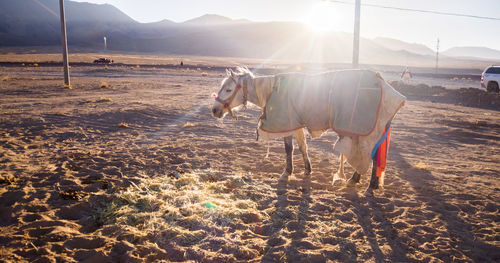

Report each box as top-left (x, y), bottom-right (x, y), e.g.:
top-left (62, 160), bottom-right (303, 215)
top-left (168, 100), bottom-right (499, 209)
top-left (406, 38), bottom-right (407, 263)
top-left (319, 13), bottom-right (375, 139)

top-left (372, 37), bottom-right (435, 56)
top-left (0, 0), bottom-right (137, 46)
top-left (0, 0), bottom-right (498, 67)
top-left (182, 14), bottom-right (248, 26)
top-left (442, 46), bottom-right (500, 60)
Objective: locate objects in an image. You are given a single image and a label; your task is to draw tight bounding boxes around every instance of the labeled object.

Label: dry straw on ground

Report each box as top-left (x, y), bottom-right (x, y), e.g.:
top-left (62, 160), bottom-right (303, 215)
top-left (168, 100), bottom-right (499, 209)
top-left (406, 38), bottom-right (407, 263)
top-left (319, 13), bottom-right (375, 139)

top-left (412, 161), bottom-right (430, 170)
top-left (100, 82), bottom-right (109, 88)
top-left (93, 170), bottom-right (267, 254)
top-left (97, 97), bottom-right (112, 102)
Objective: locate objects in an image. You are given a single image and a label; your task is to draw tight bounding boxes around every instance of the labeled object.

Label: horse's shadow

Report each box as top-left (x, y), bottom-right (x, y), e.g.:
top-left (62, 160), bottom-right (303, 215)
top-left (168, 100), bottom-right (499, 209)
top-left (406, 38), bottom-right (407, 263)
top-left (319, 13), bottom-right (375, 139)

top-left (261, 171), bottom-right (312, 262)
top-left (387, 143), bottom-right (500, 262)
top-left (344, 190), bottom-right (412, 262)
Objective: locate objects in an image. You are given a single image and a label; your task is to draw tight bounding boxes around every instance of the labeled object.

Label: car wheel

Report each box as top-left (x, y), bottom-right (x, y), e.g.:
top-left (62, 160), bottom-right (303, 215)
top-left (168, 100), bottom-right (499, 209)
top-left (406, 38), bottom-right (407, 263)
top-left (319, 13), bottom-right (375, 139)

top-left (487, 82), bottom-right (499, 93)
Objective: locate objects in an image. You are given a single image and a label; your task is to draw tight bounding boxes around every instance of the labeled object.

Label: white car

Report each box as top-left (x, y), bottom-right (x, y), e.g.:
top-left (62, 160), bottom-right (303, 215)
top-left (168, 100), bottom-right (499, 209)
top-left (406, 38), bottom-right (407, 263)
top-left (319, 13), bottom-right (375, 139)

top-left (481, 66), bottom-right (500, 93)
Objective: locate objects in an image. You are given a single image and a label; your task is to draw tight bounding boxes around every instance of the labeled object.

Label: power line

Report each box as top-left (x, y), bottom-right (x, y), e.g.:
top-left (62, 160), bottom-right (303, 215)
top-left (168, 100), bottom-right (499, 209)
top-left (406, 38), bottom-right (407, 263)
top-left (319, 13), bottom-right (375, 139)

top-left (324, 0), bottom-right (500, 21)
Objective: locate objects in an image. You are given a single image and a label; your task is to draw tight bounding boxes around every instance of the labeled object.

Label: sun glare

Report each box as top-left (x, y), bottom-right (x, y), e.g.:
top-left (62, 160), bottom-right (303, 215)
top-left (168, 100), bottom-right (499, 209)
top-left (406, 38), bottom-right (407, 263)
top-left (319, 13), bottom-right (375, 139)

top-left (304, 2), bottom-right (338, 33)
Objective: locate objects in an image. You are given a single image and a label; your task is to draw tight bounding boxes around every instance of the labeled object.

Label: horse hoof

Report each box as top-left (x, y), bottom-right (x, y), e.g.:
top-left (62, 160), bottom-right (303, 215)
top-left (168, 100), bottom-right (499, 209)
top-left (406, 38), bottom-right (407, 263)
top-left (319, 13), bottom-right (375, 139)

top-left (332, 176), bottom-right (345, 186)
top-left (346, 179), bottom-right (357, 187)
top-left (364, 187), bottom-right (375, 196)
top-left (278, 171), bottom-right (289, 182)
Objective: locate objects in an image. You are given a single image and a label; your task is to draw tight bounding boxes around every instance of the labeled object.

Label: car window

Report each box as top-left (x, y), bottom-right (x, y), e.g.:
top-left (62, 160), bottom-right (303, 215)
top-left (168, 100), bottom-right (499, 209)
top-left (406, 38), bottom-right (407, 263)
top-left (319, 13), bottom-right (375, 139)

top-left (485, 67), bottom-right (500, 74)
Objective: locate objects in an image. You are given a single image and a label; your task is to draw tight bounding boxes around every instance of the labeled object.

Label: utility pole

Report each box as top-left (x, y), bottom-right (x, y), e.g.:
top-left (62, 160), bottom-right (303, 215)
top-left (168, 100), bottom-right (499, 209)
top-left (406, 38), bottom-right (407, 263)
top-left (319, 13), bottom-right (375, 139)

top-left (59, 0), bottom-right (70, 86)
top-left (352, 0), bottom-right (361, 68)
top-left (104, 36), bottom-right (107, 52)
top-left (435, 38), bottom-right (439, 74)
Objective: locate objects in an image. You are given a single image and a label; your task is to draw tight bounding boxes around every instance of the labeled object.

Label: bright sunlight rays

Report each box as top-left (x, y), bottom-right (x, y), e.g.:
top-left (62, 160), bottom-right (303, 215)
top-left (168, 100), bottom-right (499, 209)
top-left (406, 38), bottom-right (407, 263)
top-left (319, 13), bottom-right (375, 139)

top-left (303, 2), bottom-right (339, 33)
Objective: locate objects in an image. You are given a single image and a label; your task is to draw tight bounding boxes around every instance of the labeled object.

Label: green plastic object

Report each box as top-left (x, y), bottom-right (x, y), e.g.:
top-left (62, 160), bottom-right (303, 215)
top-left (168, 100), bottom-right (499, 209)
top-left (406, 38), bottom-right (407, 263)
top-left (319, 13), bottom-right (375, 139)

top-left (202, 202), bottom-right (217, 209)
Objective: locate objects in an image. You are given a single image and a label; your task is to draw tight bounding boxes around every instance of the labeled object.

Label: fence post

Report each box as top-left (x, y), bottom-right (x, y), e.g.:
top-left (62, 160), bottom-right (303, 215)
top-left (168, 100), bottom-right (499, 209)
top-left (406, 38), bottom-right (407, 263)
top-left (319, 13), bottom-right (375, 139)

top-left (59, 0), bottom-right (70, 86)
top-left (352, 0), bottom-right (361, 68)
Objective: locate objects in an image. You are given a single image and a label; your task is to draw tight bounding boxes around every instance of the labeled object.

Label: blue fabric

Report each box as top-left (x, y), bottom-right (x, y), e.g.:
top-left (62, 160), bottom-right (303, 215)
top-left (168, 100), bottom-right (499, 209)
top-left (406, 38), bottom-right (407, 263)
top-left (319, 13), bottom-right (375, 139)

top-left (371, 122), bottom-right (391, 158)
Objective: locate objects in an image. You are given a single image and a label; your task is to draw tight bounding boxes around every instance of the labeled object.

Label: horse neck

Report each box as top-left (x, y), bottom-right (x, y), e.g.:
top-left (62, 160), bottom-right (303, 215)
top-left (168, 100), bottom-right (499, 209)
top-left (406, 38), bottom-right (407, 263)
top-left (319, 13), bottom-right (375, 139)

top-left (248, 75), bottom-right (275, 108)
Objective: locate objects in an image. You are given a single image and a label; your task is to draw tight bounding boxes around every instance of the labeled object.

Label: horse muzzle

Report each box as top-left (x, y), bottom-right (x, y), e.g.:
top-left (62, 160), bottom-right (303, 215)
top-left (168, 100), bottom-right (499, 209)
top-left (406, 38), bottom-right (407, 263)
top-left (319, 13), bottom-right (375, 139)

top-left (211, 106), bottom-right (224, 118)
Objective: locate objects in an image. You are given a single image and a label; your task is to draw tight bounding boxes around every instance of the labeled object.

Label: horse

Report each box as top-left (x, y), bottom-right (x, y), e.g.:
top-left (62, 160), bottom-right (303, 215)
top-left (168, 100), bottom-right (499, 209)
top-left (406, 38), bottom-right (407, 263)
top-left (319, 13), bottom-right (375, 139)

top-left (211, 67), bottom-right (405, 192)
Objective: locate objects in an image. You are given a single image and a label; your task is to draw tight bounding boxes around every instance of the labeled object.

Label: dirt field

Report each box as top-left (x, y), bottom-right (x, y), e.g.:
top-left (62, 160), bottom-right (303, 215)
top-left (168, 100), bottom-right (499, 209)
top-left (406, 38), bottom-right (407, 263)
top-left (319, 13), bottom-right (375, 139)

top-left (0, 62), bottom-right (499, 262)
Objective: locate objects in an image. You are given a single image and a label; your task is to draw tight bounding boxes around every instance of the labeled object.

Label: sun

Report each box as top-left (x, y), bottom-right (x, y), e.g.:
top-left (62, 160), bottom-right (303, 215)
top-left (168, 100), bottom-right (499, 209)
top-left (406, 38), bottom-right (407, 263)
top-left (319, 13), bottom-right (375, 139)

top-left (303, 2), bottom-right (338, 33)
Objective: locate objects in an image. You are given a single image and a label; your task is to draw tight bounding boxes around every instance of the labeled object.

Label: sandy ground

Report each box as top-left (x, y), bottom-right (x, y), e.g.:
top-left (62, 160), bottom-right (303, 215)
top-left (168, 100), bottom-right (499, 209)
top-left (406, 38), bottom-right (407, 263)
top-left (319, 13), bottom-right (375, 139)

top-left (0, 63), bottom-right (499, 262)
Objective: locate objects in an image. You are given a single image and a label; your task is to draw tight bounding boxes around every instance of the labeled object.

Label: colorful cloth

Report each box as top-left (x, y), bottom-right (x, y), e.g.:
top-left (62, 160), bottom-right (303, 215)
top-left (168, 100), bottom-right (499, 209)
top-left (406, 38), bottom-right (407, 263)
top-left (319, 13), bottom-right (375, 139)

top-left (373, 123), bottom-right (391, 178)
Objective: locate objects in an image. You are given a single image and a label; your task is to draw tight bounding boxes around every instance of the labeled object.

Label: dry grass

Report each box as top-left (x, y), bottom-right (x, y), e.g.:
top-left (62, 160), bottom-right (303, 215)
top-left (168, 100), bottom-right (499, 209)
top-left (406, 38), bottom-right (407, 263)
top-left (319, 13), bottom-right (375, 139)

top-left (118, 122), bottom-right (129, 128)
top-left (201, 72), bottom-right (208, 76)
top-left (100, 82), bottom-right (109, 88)
top-left (97, 97), bottom-right (112, 102)
top-left (182, 122), bottom-right (196, 128)
top-left (64, 84), bottom-right (72, 89)
top-left (33, 63), bottom-right (38, 67)
top-left (21, 63), bottom-right (25, 67)
top-left (2, 76), bottom-right (9, 81)
top-left (93, 170), bottom-right (267, 249)
top-left (412, 161), bottom-right (430, 170)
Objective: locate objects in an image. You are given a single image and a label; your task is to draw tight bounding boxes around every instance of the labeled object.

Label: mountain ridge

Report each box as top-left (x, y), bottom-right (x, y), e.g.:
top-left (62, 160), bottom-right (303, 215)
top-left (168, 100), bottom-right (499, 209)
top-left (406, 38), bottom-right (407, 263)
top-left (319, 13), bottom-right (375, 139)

top-left (0, 0), bottom-right (499, 67)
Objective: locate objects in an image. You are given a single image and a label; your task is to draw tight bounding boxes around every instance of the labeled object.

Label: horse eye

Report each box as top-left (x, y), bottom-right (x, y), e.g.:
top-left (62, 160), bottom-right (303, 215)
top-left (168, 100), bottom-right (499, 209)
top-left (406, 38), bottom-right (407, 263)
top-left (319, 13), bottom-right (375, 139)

top-left (226, 89), bottom-right (231, 92)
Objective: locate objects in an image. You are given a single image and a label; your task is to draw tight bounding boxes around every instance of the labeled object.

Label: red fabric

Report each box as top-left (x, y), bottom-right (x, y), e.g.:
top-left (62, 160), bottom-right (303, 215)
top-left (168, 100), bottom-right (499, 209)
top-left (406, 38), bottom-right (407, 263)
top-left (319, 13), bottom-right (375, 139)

top-left (376, 127), bottom-right (391, 178)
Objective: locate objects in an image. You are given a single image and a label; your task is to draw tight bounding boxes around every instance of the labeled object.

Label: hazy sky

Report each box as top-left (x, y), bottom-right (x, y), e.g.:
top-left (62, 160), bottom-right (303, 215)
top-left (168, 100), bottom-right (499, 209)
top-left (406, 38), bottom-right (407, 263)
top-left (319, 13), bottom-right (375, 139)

top-left (72, 0), bottom-right (500, 51)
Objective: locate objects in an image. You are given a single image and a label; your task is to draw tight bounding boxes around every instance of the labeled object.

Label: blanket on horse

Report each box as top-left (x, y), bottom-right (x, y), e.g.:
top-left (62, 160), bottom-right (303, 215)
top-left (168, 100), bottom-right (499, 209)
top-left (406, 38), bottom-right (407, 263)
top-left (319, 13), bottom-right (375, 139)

top-left (259, 70), bottom-right (382, 136)
top-left (258, 70), bottom-right (406, 174)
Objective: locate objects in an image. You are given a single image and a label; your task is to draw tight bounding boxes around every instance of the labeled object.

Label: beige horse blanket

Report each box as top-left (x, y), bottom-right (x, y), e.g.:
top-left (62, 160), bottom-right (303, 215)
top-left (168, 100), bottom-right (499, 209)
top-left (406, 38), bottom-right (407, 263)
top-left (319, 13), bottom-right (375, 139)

top-left (258, 70), bottom-right (406, 174)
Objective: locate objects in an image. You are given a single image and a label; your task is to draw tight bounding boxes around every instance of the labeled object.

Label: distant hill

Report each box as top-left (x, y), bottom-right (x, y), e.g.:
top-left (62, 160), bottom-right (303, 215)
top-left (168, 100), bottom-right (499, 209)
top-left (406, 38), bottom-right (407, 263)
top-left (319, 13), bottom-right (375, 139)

top-left (0, 0), bottom-right (137, 46)
top-left (442, 46), bottom-right (500, 60)
top-left (0, 0), bottom-right (499, 68)
top-left (182, 14), bottom-right (250, 26)
top-left (372, 37), bottom-right (435, 56)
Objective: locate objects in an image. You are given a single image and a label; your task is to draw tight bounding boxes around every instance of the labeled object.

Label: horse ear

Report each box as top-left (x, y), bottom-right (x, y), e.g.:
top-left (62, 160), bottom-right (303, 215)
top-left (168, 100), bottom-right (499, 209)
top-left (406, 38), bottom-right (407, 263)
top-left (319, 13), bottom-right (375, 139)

top-left (226, 68), bottom-right (231, 76)
top-left (229, 68), bottom-right (236, 78)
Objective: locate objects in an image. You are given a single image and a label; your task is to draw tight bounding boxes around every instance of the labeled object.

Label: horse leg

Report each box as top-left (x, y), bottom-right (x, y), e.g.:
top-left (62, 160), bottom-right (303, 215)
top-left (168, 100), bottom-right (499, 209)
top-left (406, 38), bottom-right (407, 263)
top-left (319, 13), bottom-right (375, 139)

top-left (366, 154), bottom-right (381, 195)
top-left (367, 125), bottom-right (390, 193)
top-left (347, 171), bottom-right (361, 186)
top-left (284, 135), bottom-right (293, 175)
top-left (294, 129), bottom-right (311, 175)
top-left (332, 154), bottom-right (347, 184)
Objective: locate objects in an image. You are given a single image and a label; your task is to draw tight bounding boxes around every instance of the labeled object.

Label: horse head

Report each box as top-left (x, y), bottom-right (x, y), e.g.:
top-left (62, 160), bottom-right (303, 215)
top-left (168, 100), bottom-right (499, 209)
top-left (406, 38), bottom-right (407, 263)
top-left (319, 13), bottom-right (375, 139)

top-left (211, 67), bottom-right (253, 118)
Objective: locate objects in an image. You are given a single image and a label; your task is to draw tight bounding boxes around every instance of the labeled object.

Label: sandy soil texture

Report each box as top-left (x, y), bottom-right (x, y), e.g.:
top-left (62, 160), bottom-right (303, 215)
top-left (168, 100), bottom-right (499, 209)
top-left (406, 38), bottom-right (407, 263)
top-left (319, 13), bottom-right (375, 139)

top-left (0, 64), bottom-right (499, 262)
